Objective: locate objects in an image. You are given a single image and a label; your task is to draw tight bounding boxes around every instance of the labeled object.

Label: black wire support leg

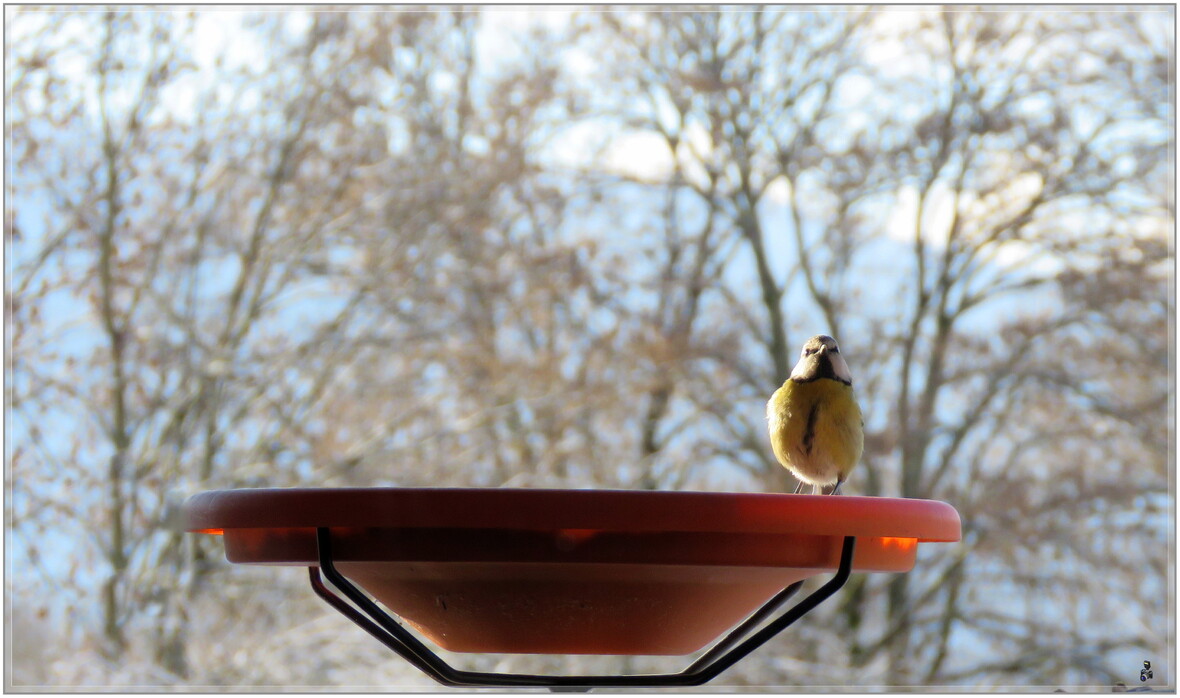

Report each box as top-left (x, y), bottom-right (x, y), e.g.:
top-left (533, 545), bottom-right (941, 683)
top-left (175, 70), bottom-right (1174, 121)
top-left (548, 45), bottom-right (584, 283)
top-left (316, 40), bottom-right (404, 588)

top-left (309, 527), bottom-right (857, 689)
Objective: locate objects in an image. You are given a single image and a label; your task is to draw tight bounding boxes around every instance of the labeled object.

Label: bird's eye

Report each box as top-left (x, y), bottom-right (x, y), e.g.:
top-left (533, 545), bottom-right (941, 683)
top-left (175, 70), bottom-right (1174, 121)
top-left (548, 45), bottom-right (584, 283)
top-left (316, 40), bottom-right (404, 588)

top-left (803, 348), bottom-right (816, 356)
top-left (831, 346), bottom-right (840, 353)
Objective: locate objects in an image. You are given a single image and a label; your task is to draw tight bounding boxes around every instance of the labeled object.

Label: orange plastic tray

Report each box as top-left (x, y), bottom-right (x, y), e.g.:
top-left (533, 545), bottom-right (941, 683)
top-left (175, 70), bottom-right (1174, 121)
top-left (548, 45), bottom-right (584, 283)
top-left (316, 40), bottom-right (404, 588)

top-left (186, 488), bottom-right (960, 655)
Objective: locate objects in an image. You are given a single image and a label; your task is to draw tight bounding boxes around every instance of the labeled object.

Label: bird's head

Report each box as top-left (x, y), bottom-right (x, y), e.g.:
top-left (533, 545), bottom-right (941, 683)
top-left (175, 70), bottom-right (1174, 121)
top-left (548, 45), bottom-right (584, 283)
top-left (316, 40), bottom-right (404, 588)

top-left (789, 335), bottom-right (853, 385)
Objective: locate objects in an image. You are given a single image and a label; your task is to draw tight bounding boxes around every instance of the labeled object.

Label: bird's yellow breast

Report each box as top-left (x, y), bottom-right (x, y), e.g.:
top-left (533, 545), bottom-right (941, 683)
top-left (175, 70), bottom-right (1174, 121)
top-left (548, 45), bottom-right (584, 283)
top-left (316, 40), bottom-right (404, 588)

top-left (766, 377), bottom-right (863, 485)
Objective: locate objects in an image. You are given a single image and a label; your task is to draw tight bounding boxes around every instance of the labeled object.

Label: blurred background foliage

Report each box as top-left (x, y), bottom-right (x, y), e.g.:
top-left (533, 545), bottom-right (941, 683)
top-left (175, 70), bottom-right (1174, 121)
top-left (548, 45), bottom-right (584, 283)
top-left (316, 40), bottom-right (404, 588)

top-left (6, 5), bottom-right (1173, 690)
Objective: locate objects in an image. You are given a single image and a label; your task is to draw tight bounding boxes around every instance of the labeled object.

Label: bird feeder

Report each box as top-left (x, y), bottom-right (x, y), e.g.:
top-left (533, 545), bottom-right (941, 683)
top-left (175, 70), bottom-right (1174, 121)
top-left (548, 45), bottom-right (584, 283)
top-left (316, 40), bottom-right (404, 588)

top-left (185, 488), bottom-right (960, 688)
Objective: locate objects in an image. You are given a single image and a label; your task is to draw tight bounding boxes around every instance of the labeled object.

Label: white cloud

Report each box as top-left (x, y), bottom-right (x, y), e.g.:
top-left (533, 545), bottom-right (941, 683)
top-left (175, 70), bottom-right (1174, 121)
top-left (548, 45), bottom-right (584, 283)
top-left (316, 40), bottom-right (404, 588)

top-left (604, 131), bottom-right (675, 182)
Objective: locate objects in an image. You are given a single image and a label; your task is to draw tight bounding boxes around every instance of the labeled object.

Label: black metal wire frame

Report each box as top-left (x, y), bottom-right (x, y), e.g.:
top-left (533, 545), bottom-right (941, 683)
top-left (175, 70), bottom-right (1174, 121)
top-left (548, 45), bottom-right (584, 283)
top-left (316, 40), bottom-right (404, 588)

top-left (309, 526), bottom-right (857, 689)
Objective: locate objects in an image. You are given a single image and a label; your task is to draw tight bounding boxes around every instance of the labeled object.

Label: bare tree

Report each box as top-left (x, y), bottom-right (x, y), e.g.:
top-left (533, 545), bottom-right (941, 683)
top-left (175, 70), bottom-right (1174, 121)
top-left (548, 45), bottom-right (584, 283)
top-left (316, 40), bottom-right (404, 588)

top-left (577, 9), bottom-right (876, 494)
top-left (572, 5), bottom-right (1172, 688)
top-left (9, 7), bottom-right (494, 681)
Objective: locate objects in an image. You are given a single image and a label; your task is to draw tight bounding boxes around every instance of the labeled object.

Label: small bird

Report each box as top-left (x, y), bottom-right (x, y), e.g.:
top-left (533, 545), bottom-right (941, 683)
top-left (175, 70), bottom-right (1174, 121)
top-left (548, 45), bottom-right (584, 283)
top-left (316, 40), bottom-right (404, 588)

top-left (767, 335), bottom-right (864, 495)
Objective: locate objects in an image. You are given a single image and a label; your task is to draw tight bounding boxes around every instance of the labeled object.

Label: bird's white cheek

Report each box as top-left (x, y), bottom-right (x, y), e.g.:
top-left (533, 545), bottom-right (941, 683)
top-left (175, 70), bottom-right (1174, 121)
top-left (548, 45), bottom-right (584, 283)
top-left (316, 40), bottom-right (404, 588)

top-left (789, 356), bottom-right (814, 381)
top-left (831, 354), bottom-right (853, 383)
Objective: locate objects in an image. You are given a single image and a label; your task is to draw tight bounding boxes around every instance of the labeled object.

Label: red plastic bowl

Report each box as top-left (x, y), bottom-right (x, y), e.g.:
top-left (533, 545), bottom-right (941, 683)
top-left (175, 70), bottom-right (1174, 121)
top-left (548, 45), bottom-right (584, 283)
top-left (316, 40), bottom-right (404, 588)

top-left (185, 488), bottom-right (960, 656)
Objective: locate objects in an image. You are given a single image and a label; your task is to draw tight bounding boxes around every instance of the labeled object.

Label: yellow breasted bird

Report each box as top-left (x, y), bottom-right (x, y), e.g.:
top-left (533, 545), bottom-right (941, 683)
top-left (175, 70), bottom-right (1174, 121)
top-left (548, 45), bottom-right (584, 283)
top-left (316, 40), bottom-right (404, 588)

top-left (767, 335), bottom-right (864, 495)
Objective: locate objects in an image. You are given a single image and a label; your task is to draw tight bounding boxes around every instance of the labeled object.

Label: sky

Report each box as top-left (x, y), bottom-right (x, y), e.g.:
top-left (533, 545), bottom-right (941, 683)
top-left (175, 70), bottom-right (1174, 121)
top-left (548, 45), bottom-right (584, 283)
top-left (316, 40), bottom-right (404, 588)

top-left (6, 0), bottom-right (1163, 553)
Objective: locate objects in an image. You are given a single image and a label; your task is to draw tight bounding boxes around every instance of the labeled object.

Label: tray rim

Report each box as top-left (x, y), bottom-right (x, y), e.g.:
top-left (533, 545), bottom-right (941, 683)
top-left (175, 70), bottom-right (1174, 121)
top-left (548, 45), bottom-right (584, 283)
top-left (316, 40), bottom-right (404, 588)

top-left (184, 487), bottom-right (961, 543)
